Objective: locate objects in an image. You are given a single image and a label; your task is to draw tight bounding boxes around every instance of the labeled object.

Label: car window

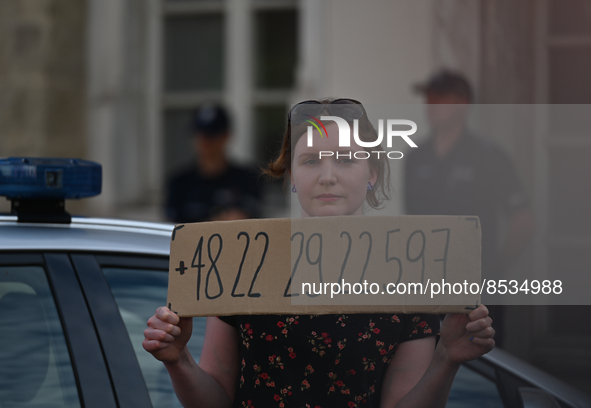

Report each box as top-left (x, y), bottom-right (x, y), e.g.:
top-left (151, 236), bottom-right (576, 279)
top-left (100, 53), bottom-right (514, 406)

top-left (103, 268), bottom-right (207, 408)
top-left (447, 364), bottom-right (504, 408)
top-left (0, 266), bottom-right (81, 408)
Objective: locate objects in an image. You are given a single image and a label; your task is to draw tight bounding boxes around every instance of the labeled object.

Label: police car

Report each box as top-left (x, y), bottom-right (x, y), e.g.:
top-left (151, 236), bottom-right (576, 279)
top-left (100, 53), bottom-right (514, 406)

top-left (0, 158), bottom-right (589, 408)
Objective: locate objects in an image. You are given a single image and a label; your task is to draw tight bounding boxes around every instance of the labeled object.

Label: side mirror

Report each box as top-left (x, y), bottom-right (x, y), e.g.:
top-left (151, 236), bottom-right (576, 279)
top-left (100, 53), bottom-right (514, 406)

top-left (518, 387), bottom-right (562, 408)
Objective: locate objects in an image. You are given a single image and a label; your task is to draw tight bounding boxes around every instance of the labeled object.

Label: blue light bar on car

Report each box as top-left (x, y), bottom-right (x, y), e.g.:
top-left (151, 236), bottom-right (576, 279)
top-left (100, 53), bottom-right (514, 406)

top-left (0, 158), bottom-right (102, 199)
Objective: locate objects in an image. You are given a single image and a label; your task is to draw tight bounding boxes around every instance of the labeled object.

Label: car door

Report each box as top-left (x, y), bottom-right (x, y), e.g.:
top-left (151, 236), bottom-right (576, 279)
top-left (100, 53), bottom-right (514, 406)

top-left (71, 253), bottom-right (207, 408)
top-left (0, 252), bottom-right (117, 408)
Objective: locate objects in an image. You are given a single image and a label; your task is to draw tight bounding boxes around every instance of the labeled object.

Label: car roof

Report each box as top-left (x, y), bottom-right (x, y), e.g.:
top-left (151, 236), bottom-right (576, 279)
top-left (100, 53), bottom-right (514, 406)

top-left (0, 215), bottom-right (174, 256)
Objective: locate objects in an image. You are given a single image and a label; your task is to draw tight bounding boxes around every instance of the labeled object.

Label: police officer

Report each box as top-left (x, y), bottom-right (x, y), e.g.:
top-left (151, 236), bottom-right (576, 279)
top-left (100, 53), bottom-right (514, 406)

top-left (165, 104), bottom-right (261, 223)
top-left (405, 70), bottom-right (536, 347)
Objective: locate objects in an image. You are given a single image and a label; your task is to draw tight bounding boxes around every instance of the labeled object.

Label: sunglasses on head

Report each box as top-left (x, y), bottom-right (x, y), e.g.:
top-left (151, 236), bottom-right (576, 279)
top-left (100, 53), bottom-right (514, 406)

top-left (288, 99), bottom-right (366, 125)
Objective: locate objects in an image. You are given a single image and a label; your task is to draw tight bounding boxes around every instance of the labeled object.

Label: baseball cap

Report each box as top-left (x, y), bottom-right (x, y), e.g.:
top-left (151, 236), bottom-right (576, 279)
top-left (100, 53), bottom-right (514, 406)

top-left (191, 104), bottom-right (231, 137)
top-left (414, 69), bottom-right (473, 101)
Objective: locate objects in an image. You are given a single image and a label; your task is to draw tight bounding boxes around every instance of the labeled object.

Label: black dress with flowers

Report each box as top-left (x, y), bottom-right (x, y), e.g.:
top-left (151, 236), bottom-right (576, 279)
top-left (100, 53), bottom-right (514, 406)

top-left (218, 313), bottom-right (440, 408)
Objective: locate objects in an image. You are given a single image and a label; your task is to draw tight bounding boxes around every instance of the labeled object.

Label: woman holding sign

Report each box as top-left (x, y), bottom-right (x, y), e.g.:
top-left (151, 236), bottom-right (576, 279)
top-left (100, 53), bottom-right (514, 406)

top-left (143, 99), bottom-right (495, 407)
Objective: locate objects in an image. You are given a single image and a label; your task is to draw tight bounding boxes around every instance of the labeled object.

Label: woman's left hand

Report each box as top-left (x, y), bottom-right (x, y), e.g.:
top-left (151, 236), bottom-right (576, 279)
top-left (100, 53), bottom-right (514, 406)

top-left (438, 304), bottom-right (495, 366)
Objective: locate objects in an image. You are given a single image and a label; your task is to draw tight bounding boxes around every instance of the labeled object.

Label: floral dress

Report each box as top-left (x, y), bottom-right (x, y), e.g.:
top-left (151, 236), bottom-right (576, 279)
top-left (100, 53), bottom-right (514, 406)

top-left (218, 313), bottom-right (440, 408)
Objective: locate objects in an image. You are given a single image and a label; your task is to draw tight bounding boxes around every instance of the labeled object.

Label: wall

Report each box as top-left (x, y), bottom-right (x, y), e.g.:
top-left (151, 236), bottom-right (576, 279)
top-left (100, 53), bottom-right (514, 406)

top-left (0, 0), bottom-right (87, 214)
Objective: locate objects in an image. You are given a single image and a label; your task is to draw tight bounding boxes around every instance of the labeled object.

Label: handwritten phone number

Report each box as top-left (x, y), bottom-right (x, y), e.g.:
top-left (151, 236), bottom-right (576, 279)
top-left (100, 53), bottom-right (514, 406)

top-left (176, 227), bottom-right (453, 301)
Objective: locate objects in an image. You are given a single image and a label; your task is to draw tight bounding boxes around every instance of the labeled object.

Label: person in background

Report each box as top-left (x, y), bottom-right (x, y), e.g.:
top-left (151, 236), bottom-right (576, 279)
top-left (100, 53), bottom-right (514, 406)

top-left (165, 104), bottom-right (262, 223)
top-left (404, 70), bottom-right (536, 347)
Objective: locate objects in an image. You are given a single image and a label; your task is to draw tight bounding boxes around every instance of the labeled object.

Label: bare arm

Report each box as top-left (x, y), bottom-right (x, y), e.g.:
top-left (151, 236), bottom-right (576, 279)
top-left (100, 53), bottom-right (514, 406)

top-left (380, 305), bottom-right (495, 408)
top-left (143, 308), bottom-right (239, 408)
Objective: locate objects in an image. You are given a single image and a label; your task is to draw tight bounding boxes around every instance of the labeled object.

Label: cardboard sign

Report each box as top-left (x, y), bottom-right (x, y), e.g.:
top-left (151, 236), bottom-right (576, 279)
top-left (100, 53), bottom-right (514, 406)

top-left (167, 215), bottom-right (481, 316)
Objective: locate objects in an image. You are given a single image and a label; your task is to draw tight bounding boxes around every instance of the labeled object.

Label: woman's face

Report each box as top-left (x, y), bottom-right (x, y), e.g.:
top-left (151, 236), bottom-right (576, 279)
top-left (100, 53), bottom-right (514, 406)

top-left (290, 122), bottom-right (377, 217)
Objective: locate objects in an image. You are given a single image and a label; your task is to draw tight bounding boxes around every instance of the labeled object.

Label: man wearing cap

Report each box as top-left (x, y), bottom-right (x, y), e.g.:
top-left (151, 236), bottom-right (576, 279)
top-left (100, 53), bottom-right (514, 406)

top-left (165, 104), bottom-right (261, 223)
top-left (404, 70), bottom-right (535, 348)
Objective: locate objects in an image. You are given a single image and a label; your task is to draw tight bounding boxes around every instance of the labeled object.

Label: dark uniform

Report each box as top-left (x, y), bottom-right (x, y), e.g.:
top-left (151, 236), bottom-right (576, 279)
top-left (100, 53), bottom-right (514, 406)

top-left (165, 164), bottom-right (261, 224)
top-left (404, 133), bottom-right (529, 346)
top-left (405, 133), bottom-right (528, 276)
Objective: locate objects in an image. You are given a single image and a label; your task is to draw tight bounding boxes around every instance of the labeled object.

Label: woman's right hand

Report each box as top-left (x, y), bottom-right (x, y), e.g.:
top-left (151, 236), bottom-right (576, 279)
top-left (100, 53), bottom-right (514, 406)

top-left (143, 306), bottom-right (193, 364)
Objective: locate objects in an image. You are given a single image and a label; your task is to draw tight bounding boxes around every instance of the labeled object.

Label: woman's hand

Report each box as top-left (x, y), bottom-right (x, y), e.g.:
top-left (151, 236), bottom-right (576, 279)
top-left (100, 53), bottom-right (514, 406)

top-left (142, 306), bottom-right (193, 364)
top-left (437, 304), bottom-right (495, 366)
